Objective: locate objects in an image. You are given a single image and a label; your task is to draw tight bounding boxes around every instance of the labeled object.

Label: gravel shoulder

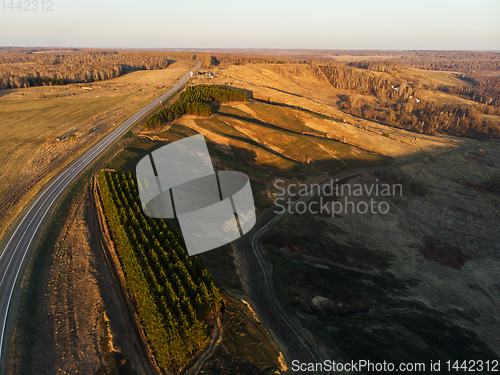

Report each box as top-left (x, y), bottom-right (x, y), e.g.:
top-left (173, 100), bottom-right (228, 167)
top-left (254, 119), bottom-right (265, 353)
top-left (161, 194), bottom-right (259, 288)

top-left (7, 188), bottom-right (156, 375)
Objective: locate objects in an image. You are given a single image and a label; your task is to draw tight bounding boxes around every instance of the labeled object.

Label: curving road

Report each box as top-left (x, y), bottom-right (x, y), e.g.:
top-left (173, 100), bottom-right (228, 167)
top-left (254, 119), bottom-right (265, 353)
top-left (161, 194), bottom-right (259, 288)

top-left (243, 167), bottom-right (388, 374)
top-left (0, 61), bottom-right (201, 371)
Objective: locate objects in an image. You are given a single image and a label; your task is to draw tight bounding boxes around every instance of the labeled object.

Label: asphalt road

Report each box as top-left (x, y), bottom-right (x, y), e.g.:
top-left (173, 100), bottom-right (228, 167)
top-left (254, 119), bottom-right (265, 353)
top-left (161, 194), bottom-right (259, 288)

top-left (0, 61), bottom-right (201, 370)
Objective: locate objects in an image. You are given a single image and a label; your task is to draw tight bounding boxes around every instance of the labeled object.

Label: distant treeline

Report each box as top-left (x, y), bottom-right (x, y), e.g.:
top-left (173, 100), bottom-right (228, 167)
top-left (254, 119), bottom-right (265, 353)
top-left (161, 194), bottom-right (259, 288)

top-left (144, 84), bottom-right (247, 129)
top-left (0, 50), bottom-right (195, 89)
top-left (317, 63), bottom-right (415, 100)
top-left (349, 61), bottom-right (408, 73)
top-left (314, 61), bottom-right (500, 138)
top-left (328, 50), bottom-right (500, 73)
top-left (401, 59), bottom-right (500, 73)
top-left (204, 53), bottom-right (304, 66)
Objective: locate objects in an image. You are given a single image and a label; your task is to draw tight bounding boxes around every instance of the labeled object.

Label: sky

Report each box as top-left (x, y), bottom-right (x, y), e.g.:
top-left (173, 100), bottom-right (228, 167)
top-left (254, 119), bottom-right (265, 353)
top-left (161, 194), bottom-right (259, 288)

top-left (0, 0), bottom-right (499, 50)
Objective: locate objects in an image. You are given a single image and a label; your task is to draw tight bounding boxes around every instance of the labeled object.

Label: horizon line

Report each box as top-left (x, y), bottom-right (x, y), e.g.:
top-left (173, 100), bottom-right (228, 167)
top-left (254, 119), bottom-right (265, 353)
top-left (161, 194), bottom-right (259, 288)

top-left (1, 46), bottom-right (499, 53)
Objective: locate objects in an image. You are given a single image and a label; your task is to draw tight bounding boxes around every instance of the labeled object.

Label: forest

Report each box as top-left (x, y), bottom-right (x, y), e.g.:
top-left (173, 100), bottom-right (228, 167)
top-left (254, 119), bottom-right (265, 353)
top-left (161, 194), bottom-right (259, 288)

top-left (402, 58), bottom-right (500, 73)
top-left (316, 62), bottom-right (500, 138)
top-left (98, 171), bottom-right (222, 370)
top-left (0, 50), bottom-right (195, 89)
top-left (203, 53), bottom-right (301, 66)
top-left (143, 84), bottom-right (247, 129)
top-left (453, 76), bottom-right (500, 107)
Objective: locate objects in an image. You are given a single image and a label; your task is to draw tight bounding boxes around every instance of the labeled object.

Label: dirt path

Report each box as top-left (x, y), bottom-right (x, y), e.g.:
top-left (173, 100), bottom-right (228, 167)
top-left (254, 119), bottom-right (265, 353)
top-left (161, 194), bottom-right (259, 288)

top-left (234, 140), bottom-right (498, 372)
top-left (186, 316), bottom-right (223, 375)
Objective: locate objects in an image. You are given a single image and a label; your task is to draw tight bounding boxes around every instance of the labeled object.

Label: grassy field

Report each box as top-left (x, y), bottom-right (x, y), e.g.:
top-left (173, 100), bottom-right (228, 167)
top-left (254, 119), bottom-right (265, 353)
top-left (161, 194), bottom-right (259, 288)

top-left (263, 196), bottom-right (498, 368)
top-left (0, 59), bottom-right (194, 194)
top-left (179, 102), bottom-right (387, 176)
top-left (0, 59), bottom-right (194, 239)
top-left (105, 100), bottom-right (389, 214)
top-left (206, 64), bottom-right (474, 159)
top-left (0, 94), bottom-right (132, 182)
top-left (257, 144), bottom-right (500, 367)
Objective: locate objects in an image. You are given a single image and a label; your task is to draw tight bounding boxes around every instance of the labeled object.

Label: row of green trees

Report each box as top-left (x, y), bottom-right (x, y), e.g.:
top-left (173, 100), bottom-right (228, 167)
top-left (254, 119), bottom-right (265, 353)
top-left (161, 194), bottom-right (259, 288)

top-left (27, 77), bottom-right (67, 87)
top-left (143, 84), bottom-right (247, 129)
top-left (98, 171), bottom-right (222, 370)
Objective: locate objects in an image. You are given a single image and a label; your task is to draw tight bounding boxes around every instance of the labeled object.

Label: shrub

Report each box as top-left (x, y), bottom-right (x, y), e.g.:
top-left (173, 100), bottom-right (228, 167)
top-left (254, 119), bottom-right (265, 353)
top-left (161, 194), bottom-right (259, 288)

top-left (419, 236), bottom-right (472, 269)
top-left (374, 169), bottom-right (430, 197)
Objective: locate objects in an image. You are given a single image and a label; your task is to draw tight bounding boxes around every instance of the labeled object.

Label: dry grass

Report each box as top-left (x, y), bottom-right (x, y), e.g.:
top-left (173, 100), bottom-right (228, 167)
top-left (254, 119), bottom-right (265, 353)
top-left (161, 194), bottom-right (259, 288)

top-left (404, 68), bottom-right (469, 88)
top-left (208, 63), bottom-right (474, 159)
top-left (262, 144), bottom-right (500, 360)
top-left (419, 236), bottom-right (473, 269)
top-left (373, 169), bottom-right (430, 197)
top-left (0, 60), bottom-right (194, 239)
top-left (175, 102), bottom-right (386, 179)
top-left (106, 60), bottom-right (194, 86)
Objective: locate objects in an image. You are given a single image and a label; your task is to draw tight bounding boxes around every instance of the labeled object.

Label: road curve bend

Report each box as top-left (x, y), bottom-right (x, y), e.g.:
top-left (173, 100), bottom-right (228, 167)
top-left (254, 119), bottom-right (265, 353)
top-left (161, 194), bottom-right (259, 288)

top-left (242, 168), bottom-right (379, 375)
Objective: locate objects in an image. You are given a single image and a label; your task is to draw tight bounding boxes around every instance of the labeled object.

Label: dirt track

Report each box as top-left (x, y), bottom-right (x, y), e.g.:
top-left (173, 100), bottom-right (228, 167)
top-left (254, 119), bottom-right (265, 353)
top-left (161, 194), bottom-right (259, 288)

top-left (233, 139), bottom-right (499, 371)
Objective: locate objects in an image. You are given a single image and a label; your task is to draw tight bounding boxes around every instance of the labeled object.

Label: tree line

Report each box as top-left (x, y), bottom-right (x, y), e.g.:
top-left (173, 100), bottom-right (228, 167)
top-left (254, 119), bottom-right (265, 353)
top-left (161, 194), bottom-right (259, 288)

top-left (315, 62), bottom-right (499, 138)
top-left (317, 63), bottom-right (416, 100)
top-left (338, 93), bottom-right (499, 138)
top-left (144, 84), bottom-right (247, 129)
top-left (0, 50), bottom-right (195, 89)
top-left (0, 48), bottom-right (304, 90)
top-left (451, 76), bottom-right (500, 107)
top-left (349, 61), bottom-right (408, 73)
top-left (98, 171), bottom-right (222, 370)
top-left (204, 53), bottom-right (304, 66)
top-left (401, 58), bottom-right (500, 74)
